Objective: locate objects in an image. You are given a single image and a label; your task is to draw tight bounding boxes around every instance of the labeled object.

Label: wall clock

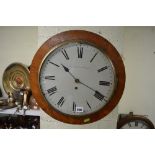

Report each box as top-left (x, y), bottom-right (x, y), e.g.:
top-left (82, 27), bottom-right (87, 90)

top-left (117, 112), bottom-right (154, 129)
top-left (30, 30), bottom-right (125, 124)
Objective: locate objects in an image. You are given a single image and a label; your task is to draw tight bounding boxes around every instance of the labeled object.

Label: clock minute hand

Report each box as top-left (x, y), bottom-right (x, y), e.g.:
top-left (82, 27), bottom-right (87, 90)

top-left (78, 80), bottom-right (107, 102)
top-left (78, 80), bottom-right (96, 92)
top-left (61, 64), bottom-right (70, 72)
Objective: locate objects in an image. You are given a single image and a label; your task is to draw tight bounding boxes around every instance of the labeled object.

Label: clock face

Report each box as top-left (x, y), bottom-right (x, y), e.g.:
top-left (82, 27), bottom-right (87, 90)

top-left (121, 120), bottom-right (150, 129)
top-left (30, 30), bottom-right (125, 124)
top-left (117, 115), bottom-right (154, 129)
top-left (39, 42), bottom-right (116, 116)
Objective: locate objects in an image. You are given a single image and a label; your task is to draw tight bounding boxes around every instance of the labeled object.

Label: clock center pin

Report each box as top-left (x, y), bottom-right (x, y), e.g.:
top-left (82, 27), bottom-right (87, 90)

top-left (75, 79), bottom-right (80, 83)
top-left (75, 87), bottom-right (78, 90)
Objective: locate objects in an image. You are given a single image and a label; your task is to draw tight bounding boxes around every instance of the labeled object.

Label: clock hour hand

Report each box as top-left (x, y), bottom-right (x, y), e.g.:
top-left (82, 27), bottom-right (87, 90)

top-left (61, 64), bottom-right (77, 80)
top-left (61, 64), bottom-right (69, 72)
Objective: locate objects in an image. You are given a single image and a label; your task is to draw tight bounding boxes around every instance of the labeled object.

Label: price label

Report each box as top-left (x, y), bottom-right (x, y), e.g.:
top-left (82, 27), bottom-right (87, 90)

top-left (76, 107), bottom-right (83, 113)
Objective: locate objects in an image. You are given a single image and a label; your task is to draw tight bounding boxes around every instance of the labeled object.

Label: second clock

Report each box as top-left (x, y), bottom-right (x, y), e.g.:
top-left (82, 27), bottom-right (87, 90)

top-left (30, 30), bottom-right (125, 124)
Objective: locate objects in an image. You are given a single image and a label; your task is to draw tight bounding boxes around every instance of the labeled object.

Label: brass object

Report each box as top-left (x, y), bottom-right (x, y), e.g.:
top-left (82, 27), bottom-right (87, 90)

top-left (1, 62), bottom-right (31, 112)
top-left (3, 62), bottom-right (30, 94)
top-left (0, 98), bottom-right (8, 106)
top-left (22, 89), bottom-right (29, 115)
top-left (7, 92), bottom-right (15, 107)
top-left (29, 95), bottom-right (39, 110)
top-left (22, 90), bottom-right (29, 108)
top-left (0, 96), bottom-right (16, 110)
top-left (1, 63), bottom-right (40, 113)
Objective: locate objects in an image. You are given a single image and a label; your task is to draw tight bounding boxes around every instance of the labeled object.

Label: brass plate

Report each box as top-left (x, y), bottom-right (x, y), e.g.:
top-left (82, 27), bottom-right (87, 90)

top-left (3, 62), bottom-right (30, 94)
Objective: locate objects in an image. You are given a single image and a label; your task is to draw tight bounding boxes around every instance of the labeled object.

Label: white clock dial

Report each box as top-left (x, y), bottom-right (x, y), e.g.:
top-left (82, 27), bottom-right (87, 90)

top-left (121, 121), bottom-right (149, 129)
top-left (39, 42), bottom-right (116, 116)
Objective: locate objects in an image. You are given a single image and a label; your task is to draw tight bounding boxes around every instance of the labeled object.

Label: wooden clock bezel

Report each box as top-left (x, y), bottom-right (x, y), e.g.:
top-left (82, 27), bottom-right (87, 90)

top-left (30, 30), bottom-right (126, 124)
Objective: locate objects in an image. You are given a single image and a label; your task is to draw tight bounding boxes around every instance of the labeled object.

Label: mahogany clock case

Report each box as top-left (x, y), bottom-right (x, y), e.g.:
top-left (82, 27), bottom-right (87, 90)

top-left (30, 30), bottom-right (126, 124)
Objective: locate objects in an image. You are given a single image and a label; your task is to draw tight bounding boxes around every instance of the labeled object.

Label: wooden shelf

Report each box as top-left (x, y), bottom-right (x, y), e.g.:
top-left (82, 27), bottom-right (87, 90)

top-left (0, 107), bottom-right (41, 116)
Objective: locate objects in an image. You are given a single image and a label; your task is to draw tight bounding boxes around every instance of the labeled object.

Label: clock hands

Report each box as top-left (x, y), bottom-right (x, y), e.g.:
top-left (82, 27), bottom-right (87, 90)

top-left (61, 64), bottom-right (77, 80)
top-left (77, 80), bottom-right (107, 102)
top-left (77, 80), bottom-right (95, 91)
top-left (61, 64), bottom-right (69, 72)
top-left (61, 64), bottom-right (84, 84)
top-left (61, 64), bottom-right (106, 102)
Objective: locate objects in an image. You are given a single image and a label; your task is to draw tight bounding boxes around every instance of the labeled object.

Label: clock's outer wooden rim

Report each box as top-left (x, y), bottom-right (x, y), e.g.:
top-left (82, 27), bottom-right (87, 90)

top-left (30, 30), bottom-right (126, 124)
top-left (117, 115), bottom-right (154, 129)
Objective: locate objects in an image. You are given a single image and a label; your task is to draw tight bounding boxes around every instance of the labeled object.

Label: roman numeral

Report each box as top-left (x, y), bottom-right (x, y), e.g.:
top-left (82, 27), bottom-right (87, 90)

top-left (77, 46), bottom-right (83, 58)
top-left (45, 76), bottom-right (55, 80)
top-left (98, 66), bottom-right (108, 72)
top-left (135, 121), bottom-right (138, 126)
top-left (94, 91), bottom-right (105, 101)
top-left (86, 101), bottom-right (91, 109)
top-left (73, 102), bottom-right (76, 112)
top-left (57, 97), bottom-right (65, 107)
top-left (99, 81), bottom-right (110, 86)
top-left (47, 86), bottom-right (57, 96)
top-left (61, 49), bottom-right (69, 60)
top-left (90, 53), bottom-right (98, 63)
top-left (49, 61), bottom-right (60, 67)
top-left (128, 123), bottom-right (132, 127)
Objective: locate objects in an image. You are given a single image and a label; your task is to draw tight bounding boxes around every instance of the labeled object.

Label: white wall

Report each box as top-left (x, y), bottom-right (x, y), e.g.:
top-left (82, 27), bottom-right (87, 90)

top-left (0, 26), bottom-right (155, 128)
top-left (0, 26), bottom-right (38, 96)
top-left (119, 27), bottom-right (155, 124)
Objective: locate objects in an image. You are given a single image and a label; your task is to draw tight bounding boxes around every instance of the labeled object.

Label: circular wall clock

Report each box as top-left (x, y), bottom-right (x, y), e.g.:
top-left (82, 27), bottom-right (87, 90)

top-left (117, 112), bottom-right (154, 129)
top-left (30, 30), bottom-right (125, 124)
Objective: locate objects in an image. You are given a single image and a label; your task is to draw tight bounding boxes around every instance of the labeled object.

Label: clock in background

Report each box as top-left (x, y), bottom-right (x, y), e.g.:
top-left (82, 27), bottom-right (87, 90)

top-left (30, 30), bottom-right (126, 124)
top-left (117, 112), bottom-right (154, 129)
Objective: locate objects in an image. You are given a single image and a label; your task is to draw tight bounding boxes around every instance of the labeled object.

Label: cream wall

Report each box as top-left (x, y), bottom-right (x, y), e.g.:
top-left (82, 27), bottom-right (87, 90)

top-left (118, 27), bottom-right (155, 124)
top-left (0, 26), bottom-right (155, 128)
top-left (0, 26), bottom-right (38, 96)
